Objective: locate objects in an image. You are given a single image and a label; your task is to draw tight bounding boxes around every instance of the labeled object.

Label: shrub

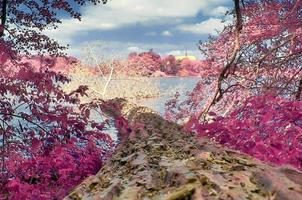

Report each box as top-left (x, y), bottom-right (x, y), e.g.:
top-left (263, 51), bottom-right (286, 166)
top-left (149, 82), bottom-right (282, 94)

top-left (188, 94), bottom-right (302, 170)
top-left (0, 62), bottom-right (113, 199)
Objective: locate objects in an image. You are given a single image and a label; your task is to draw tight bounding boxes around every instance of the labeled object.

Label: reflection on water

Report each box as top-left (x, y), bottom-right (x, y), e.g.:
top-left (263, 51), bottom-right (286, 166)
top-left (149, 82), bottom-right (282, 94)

top-left (134, 77), bottom-right (200, 115)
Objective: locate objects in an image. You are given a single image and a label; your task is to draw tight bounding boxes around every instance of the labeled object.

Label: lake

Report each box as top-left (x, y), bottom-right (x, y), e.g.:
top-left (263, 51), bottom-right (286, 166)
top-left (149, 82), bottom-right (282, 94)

top-left (133, 77), bottom-right (201, 115)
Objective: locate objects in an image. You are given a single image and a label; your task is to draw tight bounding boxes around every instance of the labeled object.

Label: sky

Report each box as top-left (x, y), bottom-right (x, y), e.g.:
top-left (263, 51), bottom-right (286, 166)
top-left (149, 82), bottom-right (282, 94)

top-left (44, 0), bottom-right (233, 60)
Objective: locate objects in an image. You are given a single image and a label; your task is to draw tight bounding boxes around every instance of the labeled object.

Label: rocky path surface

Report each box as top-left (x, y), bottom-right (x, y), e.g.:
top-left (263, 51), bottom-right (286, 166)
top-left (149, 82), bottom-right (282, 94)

top-left (65, 100), bottom-right (302, 200)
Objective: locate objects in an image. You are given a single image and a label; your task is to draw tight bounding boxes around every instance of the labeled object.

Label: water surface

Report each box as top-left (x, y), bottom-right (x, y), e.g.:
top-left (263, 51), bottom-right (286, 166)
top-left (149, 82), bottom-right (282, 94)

top-left (134, 77), bottom-right (200, 115)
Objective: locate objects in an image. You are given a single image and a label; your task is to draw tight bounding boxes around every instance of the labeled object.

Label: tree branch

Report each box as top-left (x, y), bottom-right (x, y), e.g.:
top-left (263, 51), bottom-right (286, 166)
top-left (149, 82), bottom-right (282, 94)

top-left (195, 0), bottom-right (243, 121)
top-left (0, 0), bottom-right (8, 37)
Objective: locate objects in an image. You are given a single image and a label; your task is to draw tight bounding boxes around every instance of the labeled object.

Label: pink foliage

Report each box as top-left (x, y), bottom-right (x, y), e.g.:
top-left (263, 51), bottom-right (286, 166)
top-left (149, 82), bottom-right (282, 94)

top-left (2, 0), bottom-right (108, 56)
top-left (0, 1), bottom-right (116, 199)
top-left (165, 0), bottom-right (302, 171)
top-left (189, 94), bottom-right (302, 170)
top-left (0, 63), bottom-right (113, 199)
top-left (20, 55), bottom-right (79, 74)
top-left (167, 0), bottom-right (302, 121)
top-left (0, 40), bottom-right (14, 64)
top-left (127, 50), bottom-right (162, 75)
top-left (126, 52), bottom-right (208, 76)
top-left (198, 0), bottom-right (302, 99)
top-left (6, 143), bottom-right (106, 199)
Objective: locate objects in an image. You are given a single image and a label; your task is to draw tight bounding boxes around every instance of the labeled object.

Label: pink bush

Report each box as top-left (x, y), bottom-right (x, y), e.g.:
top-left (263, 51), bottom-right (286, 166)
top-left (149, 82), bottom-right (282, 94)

top-left (127, 51), bottom-right (209, 76)
top-left (0, 63), bottom-right (113, 199)
top-left (127, 50), bottom-right (162, 75)
top-left (20, 55), bottom-right (79, 74)
top-left (0, 0), bottom-right (113, 198)
top-left (188, 94), bottom-right (302, 170)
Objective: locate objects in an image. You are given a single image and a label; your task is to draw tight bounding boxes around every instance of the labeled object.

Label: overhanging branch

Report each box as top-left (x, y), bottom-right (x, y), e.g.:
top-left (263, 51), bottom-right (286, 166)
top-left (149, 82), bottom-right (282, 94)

top-left (195, 0), bottom-right (243, 121)
top-left (0, 0), bottom-right (8, 37)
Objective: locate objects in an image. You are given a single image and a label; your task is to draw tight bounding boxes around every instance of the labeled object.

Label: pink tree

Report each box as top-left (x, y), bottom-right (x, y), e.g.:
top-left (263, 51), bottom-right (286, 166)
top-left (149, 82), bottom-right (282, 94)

top-left (0, 0), bottom-right (117, 199)
top-left (200, 0), bottom-right (302, 115)
top-left (127, 50), bottom-right (162, 75)
top-left (0, 68), bottom-right (114, 199)
top-left (166, 0), bottom-right (302, 171)
top-left (188, 94), bottom-right (302, 170)
top-left (167, 0), bottom-right (302, 122)
top-left (0, 0), bottom-right (108, 56)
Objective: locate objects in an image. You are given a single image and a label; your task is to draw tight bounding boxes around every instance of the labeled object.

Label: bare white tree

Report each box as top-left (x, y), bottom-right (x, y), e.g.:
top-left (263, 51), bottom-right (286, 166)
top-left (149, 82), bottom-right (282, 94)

top-left (82, 41), bottom-right (119, 97)
top-left (63, 41), bottom-right (161, 102)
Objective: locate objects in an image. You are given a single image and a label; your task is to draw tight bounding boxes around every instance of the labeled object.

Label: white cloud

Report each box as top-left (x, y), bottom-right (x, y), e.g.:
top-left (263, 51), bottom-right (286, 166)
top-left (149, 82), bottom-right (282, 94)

top-left (44, 0), bottom-right (230, 43)
top-left (42, 0), bottom-right (231, 57)
top-left (177, 18), bottom-right (226, 35)
top-left (127, 46), bottom-right (143, 52)
top-left (82, 0), bottom-right (228, 27)
top-left (162, 30), bottom-right (173, 37)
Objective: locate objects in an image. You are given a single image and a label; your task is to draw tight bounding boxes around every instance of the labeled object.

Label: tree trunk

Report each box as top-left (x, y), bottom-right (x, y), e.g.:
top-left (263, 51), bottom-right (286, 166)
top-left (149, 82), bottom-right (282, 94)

top-left (0, 0), bottom-right (8, 37)
top-left (65, 100), bottom-right (302, 200)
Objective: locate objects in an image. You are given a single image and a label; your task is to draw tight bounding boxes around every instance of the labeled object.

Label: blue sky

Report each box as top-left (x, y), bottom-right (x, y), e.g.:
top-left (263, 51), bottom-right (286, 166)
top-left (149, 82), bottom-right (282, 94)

top-left (45, 0), bottom-right (233, 60)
